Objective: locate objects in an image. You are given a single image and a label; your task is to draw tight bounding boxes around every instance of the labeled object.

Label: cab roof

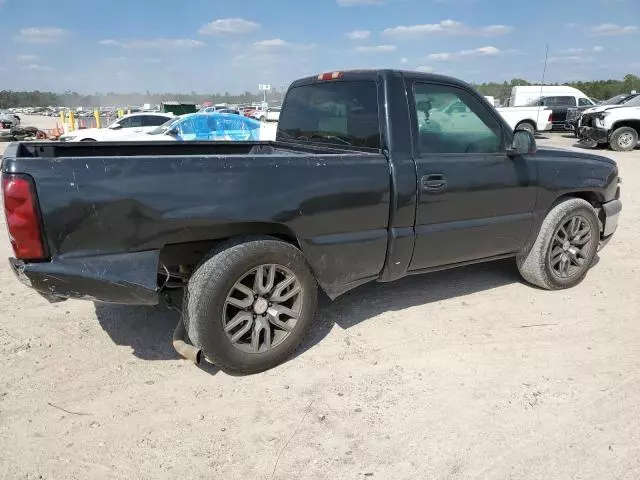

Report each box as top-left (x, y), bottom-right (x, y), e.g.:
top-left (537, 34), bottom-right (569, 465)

top-left (290, 69), bottom-right (473, 90)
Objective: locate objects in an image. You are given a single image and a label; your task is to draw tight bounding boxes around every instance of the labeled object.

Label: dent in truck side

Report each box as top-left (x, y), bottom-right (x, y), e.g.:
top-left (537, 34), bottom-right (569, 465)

top-left (3, 146), bottom-right (393, 303)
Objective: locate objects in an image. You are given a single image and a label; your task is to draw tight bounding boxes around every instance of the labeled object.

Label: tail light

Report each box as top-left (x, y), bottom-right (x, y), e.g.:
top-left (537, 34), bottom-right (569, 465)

top-left (548, 112), bottom-right (553, 123)
top-left (2, 174), bottom-right (47, 260)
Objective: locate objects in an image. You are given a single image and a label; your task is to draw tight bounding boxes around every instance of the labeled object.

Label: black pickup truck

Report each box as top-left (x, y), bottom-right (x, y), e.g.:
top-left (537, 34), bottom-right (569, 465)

top-left (2, 70), bottom-right (622, 373)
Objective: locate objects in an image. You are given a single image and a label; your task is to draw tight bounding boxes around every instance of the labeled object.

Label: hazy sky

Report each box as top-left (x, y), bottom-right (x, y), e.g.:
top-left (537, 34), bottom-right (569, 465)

top-left (0, 0), bottom-right (638, 93)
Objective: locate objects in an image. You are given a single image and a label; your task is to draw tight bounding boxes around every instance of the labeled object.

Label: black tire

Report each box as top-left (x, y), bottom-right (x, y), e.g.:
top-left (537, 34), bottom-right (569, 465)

top-left (515, 121), bottom-right (535, 135)
top-left (81, 138), bottom-right (97, 142)
top-left (609, 126), bottom-right (638, 152)
top-left (184, 237), bottom-right (318, 374)
top-left (517, 198), bottom-right (599, 290)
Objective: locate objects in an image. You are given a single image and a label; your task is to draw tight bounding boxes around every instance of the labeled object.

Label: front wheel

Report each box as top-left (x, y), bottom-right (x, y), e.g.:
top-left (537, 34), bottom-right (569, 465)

top-left (184, 238), bottom-right (318, 374)
top-left (517, 198), bottom-right (599, 290)
top-left (609, 126), bottom-right (638, 152)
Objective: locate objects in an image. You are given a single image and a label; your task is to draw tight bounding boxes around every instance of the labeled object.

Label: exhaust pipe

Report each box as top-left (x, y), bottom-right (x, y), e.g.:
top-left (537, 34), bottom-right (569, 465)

top-left (173, 318), bottom-right (202, 365)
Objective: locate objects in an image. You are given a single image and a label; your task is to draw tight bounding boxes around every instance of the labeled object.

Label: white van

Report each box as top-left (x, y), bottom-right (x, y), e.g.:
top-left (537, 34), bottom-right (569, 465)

top-left (510, 86), bottom-right (595, 108)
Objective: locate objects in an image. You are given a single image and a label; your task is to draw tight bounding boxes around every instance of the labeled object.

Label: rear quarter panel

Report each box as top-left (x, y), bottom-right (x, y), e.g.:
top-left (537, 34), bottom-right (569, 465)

top-left (4, 152), bottom-right (392, 299)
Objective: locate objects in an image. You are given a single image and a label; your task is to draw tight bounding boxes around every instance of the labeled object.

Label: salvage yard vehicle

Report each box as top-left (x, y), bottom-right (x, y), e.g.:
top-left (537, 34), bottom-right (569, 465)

top-left (58, 112), bottom-right (174, 142)
top-left (2, 69), bottom-right (622, 374)
top-left (566, 93), bottom-right (640, 137)
top-left (117, 112), bottom-right (275, 141)
top-left (579, 94), bottom-right (640, 151)
top-left (494, 104), bottom-right (553, 135)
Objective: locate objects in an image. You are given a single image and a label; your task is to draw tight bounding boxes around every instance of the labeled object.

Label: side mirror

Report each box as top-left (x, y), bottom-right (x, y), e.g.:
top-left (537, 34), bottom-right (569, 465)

top-left (508, 130), bottom-right (537, 155)
top-left (166, 127), bottom-right (179, 136)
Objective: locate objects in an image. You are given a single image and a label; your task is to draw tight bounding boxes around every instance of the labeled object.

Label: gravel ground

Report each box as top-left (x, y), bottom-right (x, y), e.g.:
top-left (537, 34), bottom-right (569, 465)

top-left (1, 122), bottom-right (639, 480)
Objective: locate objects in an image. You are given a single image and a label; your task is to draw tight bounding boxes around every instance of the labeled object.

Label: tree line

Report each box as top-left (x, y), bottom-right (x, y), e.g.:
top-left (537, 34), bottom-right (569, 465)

top-left (1, 74), bottom-right (639, 109)
top-left (0, 89), bottom-right (284, 109)
top-left (474, 74), bottom-right (640, 103)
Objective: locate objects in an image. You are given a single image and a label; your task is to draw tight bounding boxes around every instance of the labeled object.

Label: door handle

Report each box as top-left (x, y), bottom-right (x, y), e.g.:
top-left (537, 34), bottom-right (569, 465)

top-left (421, 174), bottom-right (447, 192)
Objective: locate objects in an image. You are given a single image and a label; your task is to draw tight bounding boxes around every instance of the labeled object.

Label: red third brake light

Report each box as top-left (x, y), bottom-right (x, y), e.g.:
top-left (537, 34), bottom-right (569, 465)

top-left (2, 174), bottom-right (46, 260)
top-left (317, 71), bottom-right (344, 81)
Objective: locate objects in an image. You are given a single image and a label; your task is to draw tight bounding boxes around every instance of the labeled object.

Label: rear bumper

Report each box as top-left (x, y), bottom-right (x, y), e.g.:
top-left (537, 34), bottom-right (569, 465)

top-left (9, 250), bottom-right (161, 305)
top-left (579, 126), bottom-right (608, 143)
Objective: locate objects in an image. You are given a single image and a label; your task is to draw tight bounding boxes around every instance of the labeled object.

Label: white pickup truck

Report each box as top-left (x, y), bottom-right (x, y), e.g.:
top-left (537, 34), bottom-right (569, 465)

top-left (495, 106), bottom-right (553, 134)
top-left (425, 101), bottom-right (552, 137)
top-left (578, 94), bottom-right (640, 151)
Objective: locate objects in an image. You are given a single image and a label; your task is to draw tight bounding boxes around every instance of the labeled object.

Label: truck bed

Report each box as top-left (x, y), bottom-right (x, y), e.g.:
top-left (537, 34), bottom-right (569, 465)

top-left (2, 140), bottom-right (392, 304)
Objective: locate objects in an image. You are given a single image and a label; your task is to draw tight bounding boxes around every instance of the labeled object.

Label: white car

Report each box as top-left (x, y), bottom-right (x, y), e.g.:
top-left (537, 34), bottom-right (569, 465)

top-left (251, 107), bottom-right (280, 122)
top-left (58, 112), bottom-right (174, 142)
top-left (115, 114), bottom-right (278, 142)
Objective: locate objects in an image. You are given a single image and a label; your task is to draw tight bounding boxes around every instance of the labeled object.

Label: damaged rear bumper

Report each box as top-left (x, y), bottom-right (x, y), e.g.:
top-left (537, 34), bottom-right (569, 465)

top-left (9, 250), bottom-right (161, 305)
top-left (579, 126), bottom-right (609, 144)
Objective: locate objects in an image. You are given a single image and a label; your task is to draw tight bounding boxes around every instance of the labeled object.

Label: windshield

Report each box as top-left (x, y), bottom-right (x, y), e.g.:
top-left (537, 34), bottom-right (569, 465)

top-left (148, 116), bottom-right (181, 135)
top-left (620, 94), bottom-right (640, 106)
top-left (105, 117), bottom-right (121, 128)
top-left (602, 94), bottom-right (627, 105)
top-left (277, 81), bottom-right (381, 149)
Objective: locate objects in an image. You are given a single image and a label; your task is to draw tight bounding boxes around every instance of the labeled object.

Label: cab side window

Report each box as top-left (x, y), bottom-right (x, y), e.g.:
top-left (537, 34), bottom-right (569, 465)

top-left (413, 83), bottom-right (503, 154)
top-left (578, 97), bottom-right (593, 107)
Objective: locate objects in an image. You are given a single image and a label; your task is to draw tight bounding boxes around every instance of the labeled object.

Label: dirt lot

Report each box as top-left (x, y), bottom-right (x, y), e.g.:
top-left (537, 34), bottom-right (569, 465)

top-left (1, 125), bottom-right (639, 480)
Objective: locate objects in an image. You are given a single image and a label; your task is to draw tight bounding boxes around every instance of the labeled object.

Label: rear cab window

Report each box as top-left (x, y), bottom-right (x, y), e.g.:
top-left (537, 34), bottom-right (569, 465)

top-left (277, 81), bottom-right (381, 149)
top-left (554, 96), bottom-right (577, 106)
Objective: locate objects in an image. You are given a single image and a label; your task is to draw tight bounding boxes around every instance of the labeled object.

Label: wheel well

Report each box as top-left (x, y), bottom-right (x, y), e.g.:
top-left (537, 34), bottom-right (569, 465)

top-left (611, 120), bottom-right (640, 134)
top-left (552, 192), bottom-right (605, 232)
top-left (157, 226), bottom-right (301, 287)
top-left (557, 191), bottom-right (602, 208)
top-left (516, 120), bottom-right (536, 130)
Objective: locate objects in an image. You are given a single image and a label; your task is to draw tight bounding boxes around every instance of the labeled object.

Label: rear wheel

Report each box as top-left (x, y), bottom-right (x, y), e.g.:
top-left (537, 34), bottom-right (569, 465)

top-left (80, 138), bottom-right (97, 142)
top-left (184, 238), bottom-right (318, 374)
top-left (515, 121), bottom-right (535, 135)
top-left (517, 198), bottom-right (599, 290)
top-left (609, 126), bottom-right (638, 152)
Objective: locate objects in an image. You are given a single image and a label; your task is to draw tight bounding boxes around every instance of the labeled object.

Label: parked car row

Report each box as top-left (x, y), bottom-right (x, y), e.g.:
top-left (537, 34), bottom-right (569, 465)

top-left (199, 104), bottom-right (281, 122)
top-left (59, 111), bottom-right (277, 143)
top-left (510, 85), bottom-right (597, 130)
